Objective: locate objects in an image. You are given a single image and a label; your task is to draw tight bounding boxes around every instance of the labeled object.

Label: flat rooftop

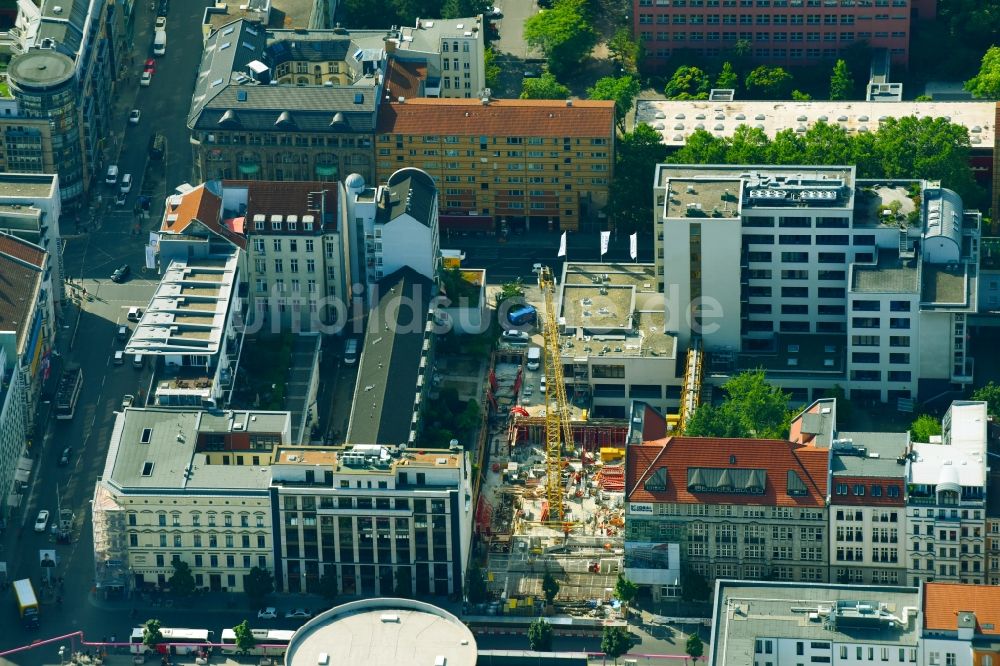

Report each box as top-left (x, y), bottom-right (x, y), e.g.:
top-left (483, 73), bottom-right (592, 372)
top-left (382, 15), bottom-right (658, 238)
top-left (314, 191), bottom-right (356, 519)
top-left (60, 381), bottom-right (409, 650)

top-left (285, 599), bottom-right (477, 666)
top-left (851, 250), bottom-right (919, 294)
top-left (557, 263), bottom-right (676, 360)
top-left (638, 99), bottom-right (995, 148)
top-left (921, 264), bottom-right (969, 306)
top-left (125, 252), bottom-right (239, 356)
top-left (829, 432), bottom-right (909, 478)
top-left (664, 178), bottom-right (741, 219)
top-left (711, 581), bottom-right (920, 665)
top-left (273, 445), bottom-right (462, 471)
top-left (0, 173), bottom-right (57, 199)
top-left (103, 408), bottom-right (276, 493)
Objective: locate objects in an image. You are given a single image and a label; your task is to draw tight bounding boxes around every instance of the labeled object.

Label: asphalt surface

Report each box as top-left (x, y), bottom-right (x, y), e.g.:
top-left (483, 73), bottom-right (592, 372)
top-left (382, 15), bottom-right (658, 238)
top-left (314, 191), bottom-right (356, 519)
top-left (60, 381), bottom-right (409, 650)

top-left (0, 0), bottom-right (207, 661)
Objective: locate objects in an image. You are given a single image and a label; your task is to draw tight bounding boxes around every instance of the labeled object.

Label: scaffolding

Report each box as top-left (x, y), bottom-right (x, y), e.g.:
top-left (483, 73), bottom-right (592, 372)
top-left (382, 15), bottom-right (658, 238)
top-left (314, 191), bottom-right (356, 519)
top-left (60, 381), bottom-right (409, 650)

top-left (678, 336), bottom-right (704, 431)
top-left (91, 482), bottom-right (129, 598)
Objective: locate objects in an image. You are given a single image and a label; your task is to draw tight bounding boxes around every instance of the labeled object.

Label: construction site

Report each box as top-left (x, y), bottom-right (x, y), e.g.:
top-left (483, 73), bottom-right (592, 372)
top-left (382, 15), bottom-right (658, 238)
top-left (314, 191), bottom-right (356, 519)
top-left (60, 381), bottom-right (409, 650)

top-left (472, 265), bottom-right (708, 622)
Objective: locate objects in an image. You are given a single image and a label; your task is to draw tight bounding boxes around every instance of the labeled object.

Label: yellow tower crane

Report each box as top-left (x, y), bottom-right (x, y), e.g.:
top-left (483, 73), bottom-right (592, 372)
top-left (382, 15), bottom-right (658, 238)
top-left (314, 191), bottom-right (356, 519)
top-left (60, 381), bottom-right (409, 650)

top-left (538, 266), bottom-right (574, 523)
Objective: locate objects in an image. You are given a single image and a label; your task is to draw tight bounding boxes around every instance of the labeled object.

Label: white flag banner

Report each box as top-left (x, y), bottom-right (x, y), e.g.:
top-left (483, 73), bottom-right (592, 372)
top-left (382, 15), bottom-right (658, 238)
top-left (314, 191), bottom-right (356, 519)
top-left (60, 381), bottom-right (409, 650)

top-left (145, 245), bottom-right (156, 270)
top-left (149, 232), bottom-right (159, 248)
top-left (629, 233), bottom-right (638, 260)
top-left (557, 231), bottom-right (567, 257)
top-left (600, 231), bottom-right (611, 256)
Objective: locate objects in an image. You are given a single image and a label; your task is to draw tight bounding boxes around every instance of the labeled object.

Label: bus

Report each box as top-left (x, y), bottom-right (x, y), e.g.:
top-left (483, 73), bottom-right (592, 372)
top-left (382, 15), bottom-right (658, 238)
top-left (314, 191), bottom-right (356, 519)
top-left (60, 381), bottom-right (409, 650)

top-left (54, 364), bottom-right (83, 420)
top-left (13, 578), bottom-right (39, 628)
top-left (130, 627), bottom-right (213, 655)
top-left (507, 305), bottom-right (537, 327)
top-left (220, 628), bottom-right (294, 656)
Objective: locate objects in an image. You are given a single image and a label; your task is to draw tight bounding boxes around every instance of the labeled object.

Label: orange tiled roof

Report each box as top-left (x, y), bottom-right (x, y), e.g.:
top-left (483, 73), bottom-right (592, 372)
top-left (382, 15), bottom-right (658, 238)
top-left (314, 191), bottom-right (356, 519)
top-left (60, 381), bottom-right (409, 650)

top-left (161, 185), bottom-right (245, 249)
top-left (384, 59), bottom-right (427, 101)
top-left (0, 232), bottom-right (45, 268)
top-left (376, 98), bottom-right (616, 138)
top-left (626, 436), bottom-right (829, 507)
top-left (924, 583), bottom-right (1000, 635)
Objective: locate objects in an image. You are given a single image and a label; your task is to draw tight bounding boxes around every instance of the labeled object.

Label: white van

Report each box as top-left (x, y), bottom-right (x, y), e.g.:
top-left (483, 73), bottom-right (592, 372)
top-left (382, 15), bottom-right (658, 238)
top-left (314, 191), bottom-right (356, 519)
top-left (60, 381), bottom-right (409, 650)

top-left (153, 30), bottom-right (166, 56)
top-left (105, 165), bottom-right (119, 185)
top-left (526, 346), bottom-right (541, 371)
top-left (344, 338), bottom-right (359, 365)
top-left (132, 354), bottom-right (144, 369)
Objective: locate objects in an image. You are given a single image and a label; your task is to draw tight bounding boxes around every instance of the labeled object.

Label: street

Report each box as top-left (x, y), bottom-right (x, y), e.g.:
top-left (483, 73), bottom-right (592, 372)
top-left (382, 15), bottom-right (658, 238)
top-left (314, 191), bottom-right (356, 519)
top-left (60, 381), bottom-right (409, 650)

top-left (0, 0), bottom-right (209, 660)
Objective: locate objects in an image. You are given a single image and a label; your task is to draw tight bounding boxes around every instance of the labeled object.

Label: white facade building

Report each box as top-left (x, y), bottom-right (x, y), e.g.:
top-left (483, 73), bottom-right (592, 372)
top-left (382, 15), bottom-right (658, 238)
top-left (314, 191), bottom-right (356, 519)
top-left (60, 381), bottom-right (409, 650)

top-left (343, 168), bottom-right (440, 295)
top-left (905, 401), bottom-right (988, 587)
top-left (393, 15), bottom-right (487, 98)
top-left (271, 444), bottom-right (473, 597)
top-left (0, 173), bottom-right (63, 312)
top-left (653, 164), bottom-right (981, 403)
top-left (709, 580), bottom-right (921, 666)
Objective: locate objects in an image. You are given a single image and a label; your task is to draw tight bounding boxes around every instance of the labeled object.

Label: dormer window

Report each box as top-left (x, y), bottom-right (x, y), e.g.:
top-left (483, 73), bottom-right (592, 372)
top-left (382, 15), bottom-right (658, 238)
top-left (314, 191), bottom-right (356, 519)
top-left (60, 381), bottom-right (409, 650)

top-left (644, 467), bottom-right (667, 492)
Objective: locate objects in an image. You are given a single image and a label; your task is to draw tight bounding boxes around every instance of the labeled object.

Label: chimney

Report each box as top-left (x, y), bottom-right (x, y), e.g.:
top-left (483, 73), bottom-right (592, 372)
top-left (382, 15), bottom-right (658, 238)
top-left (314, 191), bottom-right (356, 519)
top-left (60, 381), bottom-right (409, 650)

top-left (566, 99), bottom-right (573, 107)
top-left (481, 96), bottom-right (489, 105)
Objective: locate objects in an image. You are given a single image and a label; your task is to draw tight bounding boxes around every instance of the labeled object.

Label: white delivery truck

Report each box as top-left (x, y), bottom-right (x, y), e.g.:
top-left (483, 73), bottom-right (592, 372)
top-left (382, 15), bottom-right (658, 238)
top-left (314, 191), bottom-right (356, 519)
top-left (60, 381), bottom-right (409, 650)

top-left (526, 346), bottom-right (541, 371)
top-left (153, 30), bottom-right (166, 56)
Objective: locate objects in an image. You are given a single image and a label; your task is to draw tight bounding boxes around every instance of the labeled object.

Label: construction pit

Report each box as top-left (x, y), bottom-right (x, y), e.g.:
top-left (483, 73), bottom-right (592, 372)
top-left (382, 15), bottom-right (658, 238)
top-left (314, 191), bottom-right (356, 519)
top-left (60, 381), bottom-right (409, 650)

top-left (475, 421), bottom-right (628, 619)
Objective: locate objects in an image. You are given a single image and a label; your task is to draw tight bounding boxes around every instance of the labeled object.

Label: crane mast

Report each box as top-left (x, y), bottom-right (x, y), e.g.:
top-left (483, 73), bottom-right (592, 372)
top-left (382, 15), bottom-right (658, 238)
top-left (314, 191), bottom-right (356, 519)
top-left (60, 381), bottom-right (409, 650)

top-left (538, 267), bottom-right (574, 523)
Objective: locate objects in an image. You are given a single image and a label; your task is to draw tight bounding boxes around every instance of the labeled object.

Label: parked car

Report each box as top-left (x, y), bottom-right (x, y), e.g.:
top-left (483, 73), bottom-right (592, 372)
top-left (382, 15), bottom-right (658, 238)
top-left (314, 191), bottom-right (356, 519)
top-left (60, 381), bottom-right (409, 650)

top-left (122, 394), bottom-right (135, 409)
top-left (127, 306), bottom-right (143, 321)
top-left (105, 165), bottom-right (119, 185)
top-left (115, 191), bottom-right (128, 206)
top-left (144, 58), bottom-right (156, 74)
top-left (120, 173), bottom-right (133, 193)
top-left (140, 70), bottom-right (152, 87)
top-left (111, 264), bottom-right (131, 283)
top-left (155, 15), bottom-right (166, 29)
top-left (59, 447), bottom-right (72, 466)
top-left (502, 330), bottom-right (530, 343)
top-left (257, 607), bottom-right (278, 619)
top-left (128, 109), bottom-right (141, 125)
top-left (117, 324), bottom-right (129, 340)
top-left (285, 609), bottom-right (311, 619)
top-left (540, 375), bottom-right (547, 394)
top-left (34, 510), bottom-right (50, 532)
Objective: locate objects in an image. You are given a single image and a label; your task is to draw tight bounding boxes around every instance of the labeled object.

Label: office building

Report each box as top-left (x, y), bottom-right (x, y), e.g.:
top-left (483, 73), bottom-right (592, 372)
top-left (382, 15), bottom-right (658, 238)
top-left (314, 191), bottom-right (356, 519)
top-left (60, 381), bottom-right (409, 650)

top-left (0, 232), bottom-right (52, 517)
top-left (8, 0), bottom-right (120, 206)
top-left (905, 401), bottom-right (987, 586)
top-left (624, 427), bottom-right (829, 600)
top-left (346, 266), bottom-right (436, 446)
top-left (791, 398), bottom-right (909, 586)
top-left (124, 250), bottom-right (245, 408)
top-left (92, 408), bottom-right (290, 595)
top-left (922, 582), bottom-right (1000, 666)
top-left (0, 173), bottom-right (63, 312)
top-left (271, 443), bottom-right (473, 596)
top-left (375, 98), bottom-right (615, 232)
top-left (227, 180), bottom-right (344, 331)
top-left (708, 580), bottom-right (921, 666)
top-left (343, 168), bottom-right (440, 291)
top-left (634, 0), bottom-right (935, 70)
top-left (188, 16), bottom-right (487, 184)
top-left (654, 164), bottom-right (981, 403)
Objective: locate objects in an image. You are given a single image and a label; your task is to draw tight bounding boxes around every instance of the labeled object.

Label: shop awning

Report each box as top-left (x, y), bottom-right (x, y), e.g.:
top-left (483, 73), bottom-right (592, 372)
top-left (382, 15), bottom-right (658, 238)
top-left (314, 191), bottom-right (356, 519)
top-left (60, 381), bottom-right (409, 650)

top-left (315, 165), bottom-right (338, 177)
top-left (238, 163), bottom-right (260, 175)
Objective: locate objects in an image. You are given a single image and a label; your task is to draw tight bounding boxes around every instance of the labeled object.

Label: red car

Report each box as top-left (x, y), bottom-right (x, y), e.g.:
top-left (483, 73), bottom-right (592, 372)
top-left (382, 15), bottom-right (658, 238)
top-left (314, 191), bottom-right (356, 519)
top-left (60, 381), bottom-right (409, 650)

top-left (144, 58), bottom-right (156, 73)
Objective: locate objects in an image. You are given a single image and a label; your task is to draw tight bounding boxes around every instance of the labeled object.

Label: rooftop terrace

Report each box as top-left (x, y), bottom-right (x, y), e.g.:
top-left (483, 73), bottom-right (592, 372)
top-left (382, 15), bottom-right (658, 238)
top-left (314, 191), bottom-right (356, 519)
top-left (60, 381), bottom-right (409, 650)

top-left (851, 250), bottom-right (919, 294)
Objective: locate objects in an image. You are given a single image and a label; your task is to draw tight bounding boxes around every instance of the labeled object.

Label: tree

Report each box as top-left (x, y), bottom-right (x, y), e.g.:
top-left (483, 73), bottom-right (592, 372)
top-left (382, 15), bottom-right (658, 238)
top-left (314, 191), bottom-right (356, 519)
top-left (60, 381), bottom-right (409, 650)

top-left (663, 65), bottom-right (709, 100)
top-left (520, 72), bottom-right (571, 99)
top-left (142, 619), bottom-right (164, 652)
top-left (801, 121), bottom-right (855, 166)
top-left (685, 370), bottom-right (791, 439)
top-left (541, 571), bottom-right (560, 604)
top-left (466, 562), bottom-right (489, 603)
top-left (524, 0), bottom-right (597, 77)
top-left (483, 46), bottom-right (501, 90)
top-left (587, 75), bottom-right (641, 133)
top-left (527, 618), bottom-right (554, 651)
top-left (613, 574), bottom-right (638, 617)
top-left (965, 46), bottom-right (1000, 99)
top-left (670, 129), bottom-right (727, 164)
top-left (829, 59), bottom-right (854, 100)
top-left (744, 65), bottom-right (793, 99)
top-left (610, 123), bottom-right (667, 233)
top-left (441, 0), bottom-right (491, 19)
top-left (318, 573), bottom-right (338, 601)
top-left (233, 620), bottom-right (256, 654)
top-left (686, 634), bottom-right (705, 662)
top-left (168, 558), bottom-right (196, 598)
top-left (495, 279), bottom-right (525, 306)
top-left (791, 89), bottom-right (812, 100)
top-left (725, 125), bottom-right (770, 164)
top-left (911, 414), bottom-right (942, 442)
top-left (243, 566), bottom-right (274, 606)
top-left (972, 381), bottom-right (1000, 419)
top-left (601, 625), bottom-right (632, 664)
top-left (607, 28), bottom-right (641, 74)
top-left (681, 567), bottom-right (711, 601)
top-left (715, 61), bottom-right (738, 90)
